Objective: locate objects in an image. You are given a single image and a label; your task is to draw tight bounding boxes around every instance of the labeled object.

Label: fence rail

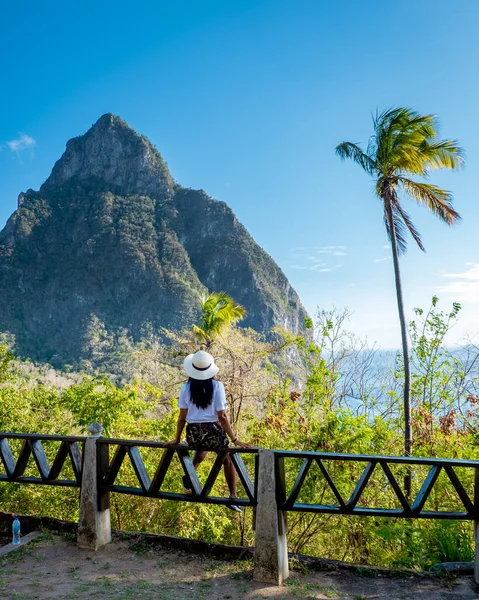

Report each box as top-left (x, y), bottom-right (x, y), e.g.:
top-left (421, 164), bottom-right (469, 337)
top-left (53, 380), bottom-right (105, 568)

top-left (97, 439), bottom-right (258, 508)
top-left (0, 433), bottom-right (85, 487)
top-left (275, 450), bottom-right (479, 520)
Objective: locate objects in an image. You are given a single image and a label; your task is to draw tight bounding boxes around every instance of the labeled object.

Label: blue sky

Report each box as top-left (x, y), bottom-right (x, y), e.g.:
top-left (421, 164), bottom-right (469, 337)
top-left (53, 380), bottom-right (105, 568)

top-left (1, 0), bottom-right (478, 348)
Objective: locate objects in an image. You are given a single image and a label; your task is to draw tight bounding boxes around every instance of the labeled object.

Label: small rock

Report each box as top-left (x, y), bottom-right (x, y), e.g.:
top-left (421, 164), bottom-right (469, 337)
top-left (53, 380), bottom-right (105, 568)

top-left (430, 562), bottom-right (473, 574)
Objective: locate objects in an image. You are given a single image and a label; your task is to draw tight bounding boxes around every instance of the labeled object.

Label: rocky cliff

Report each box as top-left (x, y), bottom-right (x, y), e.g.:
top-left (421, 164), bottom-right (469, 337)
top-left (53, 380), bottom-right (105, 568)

top-left (0, 114), bottom-right (307, 365)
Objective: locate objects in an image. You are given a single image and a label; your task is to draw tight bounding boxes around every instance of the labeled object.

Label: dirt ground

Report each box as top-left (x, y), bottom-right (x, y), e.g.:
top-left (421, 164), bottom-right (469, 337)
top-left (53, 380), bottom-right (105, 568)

top-left (0, 533), bottom-right (478, 600)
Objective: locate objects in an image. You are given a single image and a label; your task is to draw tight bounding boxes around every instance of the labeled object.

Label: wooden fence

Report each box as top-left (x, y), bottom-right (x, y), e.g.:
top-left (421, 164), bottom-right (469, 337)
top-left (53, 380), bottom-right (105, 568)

top-left (1, 425), bottom-right (479, 585)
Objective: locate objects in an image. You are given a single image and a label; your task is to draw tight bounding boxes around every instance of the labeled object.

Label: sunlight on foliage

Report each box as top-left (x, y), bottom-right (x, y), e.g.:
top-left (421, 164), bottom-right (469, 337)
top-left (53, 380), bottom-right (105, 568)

top-left (0, 298), bottom-right (478, 569)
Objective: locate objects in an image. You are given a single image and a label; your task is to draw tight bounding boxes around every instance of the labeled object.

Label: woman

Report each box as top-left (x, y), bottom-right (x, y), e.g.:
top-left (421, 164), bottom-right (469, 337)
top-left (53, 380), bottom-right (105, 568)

top-left (166, 350), bottom-right (249, 511)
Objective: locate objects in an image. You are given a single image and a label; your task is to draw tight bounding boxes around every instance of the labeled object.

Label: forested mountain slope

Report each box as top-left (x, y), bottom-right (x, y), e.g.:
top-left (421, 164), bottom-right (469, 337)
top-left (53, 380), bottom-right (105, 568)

top-left (0, 114), bottom-right (306, 365)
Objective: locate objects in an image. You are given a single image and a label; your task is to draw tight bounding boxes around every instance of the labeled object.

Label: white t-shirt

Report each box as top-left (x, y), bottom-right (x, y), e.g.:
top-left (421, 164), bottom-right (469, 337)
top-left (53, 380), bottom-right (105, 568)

top-left (178, 380), bottom-right (227, 423)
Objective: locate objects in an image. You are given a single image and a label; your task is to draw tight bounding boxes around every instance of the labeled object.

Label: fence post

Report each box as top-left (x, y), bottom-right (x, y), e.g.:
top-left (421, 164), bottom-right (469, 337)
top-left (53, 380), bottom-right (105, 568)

top-left (253, 450), bottom-right (289, 585)
top-left (475, 467), bottom-right (479, 585)
top-left (78, 422), bottom-right (111, 550)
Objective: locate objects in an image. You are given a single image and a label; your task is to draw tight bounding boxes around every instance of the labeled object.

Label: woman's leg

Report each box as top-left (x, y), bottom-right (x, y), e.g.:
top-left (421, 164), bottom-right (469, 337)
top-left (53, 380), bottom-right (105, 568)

top-left (223, 455), bottom-right (237, 497)
top-left (193, 450), bottom-right (207, 468)
top-left (188, 451), bottom-right (237, 498)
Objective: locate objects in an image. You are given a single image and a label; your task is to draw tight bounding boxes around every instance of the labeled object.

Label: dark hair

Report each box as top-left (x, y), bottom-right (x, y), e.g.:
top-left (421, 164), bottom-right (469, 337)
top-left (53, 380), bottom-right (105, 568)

top-left (188, 377), bottom-right (214, 409)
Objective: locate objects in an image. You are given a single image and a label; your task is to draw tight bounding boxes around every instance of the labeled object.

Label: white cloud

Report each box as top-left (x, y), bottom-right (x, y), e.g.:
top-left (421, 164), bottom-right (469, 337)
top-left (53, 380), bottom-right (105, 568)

top-left (287, 263), bottom-right (327, 271)
top-left (287, 265), bottom-right (312, 270)
top-left (438, 263), bottom-right (479, 303)
top-left (383, 244), bottom-right (391, 250)
top-left (374, 257), bottom-right (390, 263)
top-left (6, 133), bottom-right (36, 152)
top-left (310, 258), bottom-right (326, 264)
top-left (317, 245), bottom-right (347, 255)
top-left (291, 253), bottom-right (316, 260)
top-left (319, 264), bottom-right (343, 273)
top-left (291, 245), bottom-right (347, 253)
top-left (444, 264), bottom-right (479, 281)
top-left (288, 246), bottom-right (345, 272)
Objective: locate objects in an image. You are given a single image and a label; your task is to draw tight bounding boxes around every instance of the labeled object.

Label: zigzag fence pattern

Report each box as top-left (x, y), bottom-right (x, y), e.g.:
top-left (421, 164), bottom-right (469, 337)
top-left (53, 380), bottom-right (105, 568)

top-left (0, 433), bottom-right (84, 487)
top-left (97, 438), bottom-right (258, 509)
top-left (275, 451), bottom-right (479, 520)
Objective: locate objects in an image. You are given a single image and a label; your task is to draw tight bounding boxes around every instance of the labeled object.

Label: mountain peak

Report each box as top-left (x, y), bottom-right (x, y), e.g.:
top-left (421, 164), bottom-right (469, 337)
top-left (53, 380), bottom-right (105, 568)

top-left (41, 114), bottom-right (174, 196)
top-left (90, 113), bottom-right (139, 134)
top-left (0, 116), bottom-right (307, 366)
top-left (96, 112), bottom-right (126, 125)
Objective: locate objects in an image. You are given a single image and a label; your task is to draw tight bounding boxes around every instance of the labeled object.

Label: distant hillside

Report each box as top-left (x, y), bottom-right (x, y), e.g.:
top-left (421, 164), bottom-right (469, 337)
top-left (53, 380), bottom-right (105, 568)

top-left (0, 114), bottom-right (307, 366)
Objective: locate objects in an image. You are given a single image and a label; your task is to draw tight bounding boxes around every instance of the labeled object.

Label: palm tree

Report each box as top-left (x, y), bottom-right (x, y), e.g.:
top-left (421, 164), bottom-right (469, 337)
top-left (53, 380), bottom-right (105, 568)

top-left (193, 292), bottom-right (246, 349)
top-left (336, 107), bottom-right (463, 482)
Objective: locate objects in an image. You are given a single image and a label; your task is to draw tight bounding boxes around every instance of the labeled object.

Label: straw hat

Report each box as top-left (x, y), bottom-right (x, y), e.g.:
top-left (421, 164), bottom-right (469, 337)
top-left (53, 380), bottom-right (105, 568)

top-left (183, 350), bottom-right (219, 380)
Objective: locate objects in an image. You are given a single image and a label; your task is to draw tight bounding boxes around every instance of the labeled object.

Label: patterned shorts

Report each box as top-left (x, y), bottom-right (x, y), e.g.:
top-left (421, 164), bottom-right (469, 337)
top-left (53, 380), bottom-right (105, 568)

top-left (186, 422), bottom-right (229, 449)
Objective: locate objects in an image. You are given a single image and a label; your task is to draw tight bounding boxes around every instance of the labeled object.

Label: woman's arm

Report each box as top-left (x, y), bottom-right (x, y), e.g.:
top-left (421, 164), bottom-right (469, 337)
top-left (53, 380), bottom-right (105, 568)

top-left (164, 408), bottom-right (188, 446)
top-left (217, 410), bottom-right (250, 448)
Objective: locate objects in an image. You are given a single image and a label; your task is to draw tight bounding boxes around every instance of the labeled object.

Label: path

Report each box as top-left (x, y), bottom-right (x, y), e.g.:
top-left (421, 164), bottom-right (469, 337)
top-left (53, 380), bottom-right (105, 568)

top-left (0, 533), bottom-right (477, 600)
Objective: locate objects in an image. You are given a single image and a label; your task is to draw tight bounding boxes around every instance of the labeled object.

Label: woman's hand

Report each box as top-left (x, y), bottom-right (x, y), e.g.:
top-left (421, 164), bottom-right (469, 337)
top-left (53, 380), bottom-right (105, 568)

top-left (164, 439), bottom-right (180, 447)
top-left (167, 410), bottom-right (187, 447)
top-left (231, 439), bottom-right (251, 449)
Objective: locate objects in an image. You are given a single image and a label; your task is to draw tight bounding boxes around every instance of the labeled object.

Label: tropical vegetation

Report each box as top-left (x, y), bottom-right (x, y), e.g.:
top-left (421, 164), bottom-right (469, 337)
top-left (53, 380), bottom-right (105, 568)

top-left (192, 292), bottom-right (246, 348)
top-left (1, 297), bottom-right (478, 569)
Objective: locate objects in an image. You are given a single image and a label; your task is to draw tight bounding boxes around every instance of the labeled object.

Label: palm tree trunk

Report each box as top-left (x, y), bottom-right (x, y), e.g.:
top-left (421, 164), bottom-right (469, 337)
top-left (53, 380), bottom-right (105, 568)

top-left (384, 196), bottom-right (412, 498)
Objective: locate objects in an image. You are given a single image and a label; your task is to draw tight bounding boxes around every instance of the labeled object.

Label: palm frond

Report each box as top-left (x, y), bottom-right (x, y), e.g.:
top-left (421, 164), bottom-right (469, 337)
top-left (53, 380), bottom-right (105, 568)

top-left (373, 107), bottom-right (413, 131)
top-left (192, 324), bottom-right (210, 343)
top-left (197, 292), bottom-right (246, 338)
top-left (374, 108), bottom-right (448, 176)
top-left (399, 178), bottom-right (461, 225)
top-left (383, 202), bottom-right (408, 255)
top-left (386, 145), bottom-right (430, 176)
top-left (391, 198), bottom-right (425, 252)
top-left (419, 139), bottom-right (465, 171)
top-left (377, 108), bottom-right (436, 139)
top-left (366, 133), bottom-right (377, 159)
top-left (396, 112), bottom-right (436, 139)
top-left (335, 142), bottom-right (376, 175)
top-left (375, 108), bottom-right (406, 169)
top-left (375, 108), bottom-right (432, 160)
